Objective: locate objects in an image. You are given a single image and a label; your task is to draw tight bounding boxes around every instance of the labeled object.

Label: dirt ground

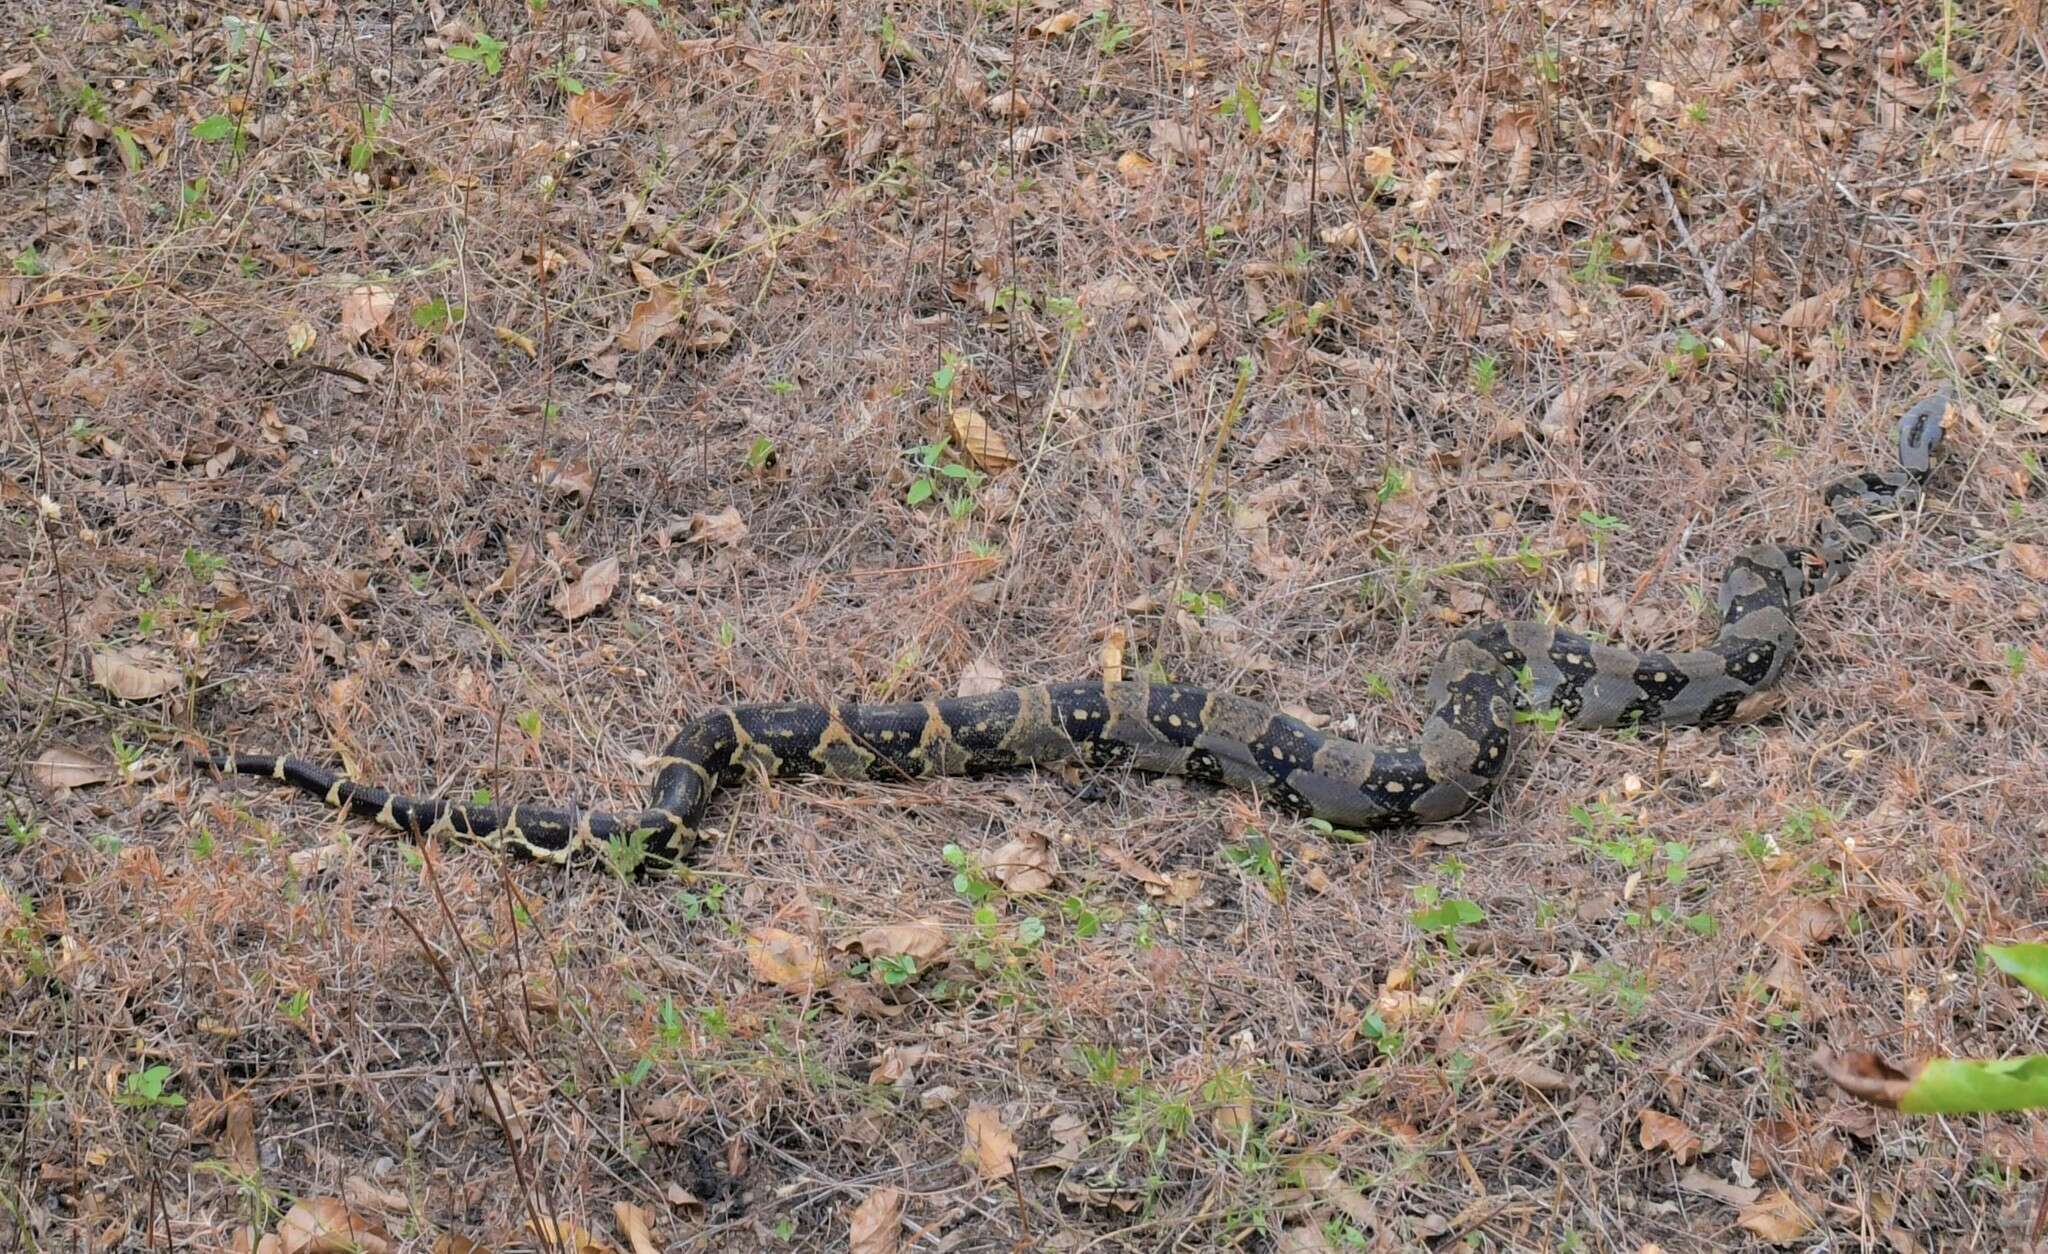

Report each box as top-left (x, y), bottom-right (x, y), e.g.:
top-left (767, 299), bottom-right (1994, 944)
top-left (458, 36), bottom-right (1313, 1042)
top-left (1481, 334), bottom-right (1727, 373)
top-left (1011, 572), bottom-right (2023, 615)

top-left (5, 0), bottom-right (2048, 1250)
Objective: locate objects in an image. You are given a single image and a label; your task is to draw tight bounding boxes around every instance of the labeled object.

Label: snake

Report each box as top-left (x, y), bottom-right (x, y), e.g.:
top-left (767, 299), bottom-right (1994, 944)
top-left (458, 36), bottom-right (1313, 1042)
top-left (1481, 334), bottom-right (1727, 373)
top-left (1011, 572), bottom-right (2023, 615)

top-left (188, 395), bottom-right (1950, 877)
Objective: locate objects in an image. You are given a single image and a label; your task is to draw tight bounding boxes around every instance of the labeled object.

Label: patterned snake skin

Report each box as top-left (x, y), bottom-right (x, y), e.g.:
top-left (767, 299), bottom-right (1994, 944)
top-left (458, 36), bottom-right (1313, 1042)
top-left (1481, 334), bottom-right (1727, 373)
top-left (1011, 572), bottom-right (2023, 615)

top-left (191, 395), bottom-right (1951, 876)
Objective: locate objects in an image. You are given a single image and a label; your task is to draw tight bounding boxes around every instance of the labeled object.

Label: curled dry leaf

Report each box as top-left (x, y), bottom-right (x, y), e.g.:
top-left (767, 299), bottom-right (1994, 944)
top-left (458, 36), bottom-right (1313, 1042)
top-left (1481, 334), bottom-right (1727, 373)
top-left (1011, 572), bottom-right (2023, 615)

top-left (947, 408), bottom-right (1017, 473)
top-left (92, 646), bottom-right (184, 701)
top-left (1033, 10), bottom-right (1082, 35)
top-left (956, 657), bottom-right (1005, 697)
top-left (339, 284), bottom-right (396, 341)
top-left (1737, 1190), bottom-right (1815, 1245)
top-left (847, 1186), bottom-right (903, 1254)
top-left (1004, 126), bottom-right (1065, 158)
top-left (988, 831), bottom-right (1057, 893)
top-left (611, 1202), bottom-right (658, 1254)
top-left (687, 507), bottom-right (749, 547)
top-left (1636, 1109), bottom-right (1702, 1164)
top-left (32, 747), bottom-right (112, 791)
top-left (1813, 1046), bottom-right (1915, 1108)
top-left (2005, 542), bottom-right (2048, 583)
top-left (532, 454), bottom-right (595, 499)
top-left (1044, 1112), bottom-right (1090, 1168)
top-left (279, 1198), bottom-right (391, 1254)
top-left (552, 556), bottom-right (621, 622)
top-left (1779, 284), bottom-right (1846, 331)
top-left (527, 1217), bottom-right (621, 1254)
top-left (746, 927), bottom-right (827, 992)
top-left (962, 1103), bottom-right (1018, 1181)
top-left (1100, 847), bottom-right (1201, 905)
top-left (618, 287), bottom-right (682, 352)
top-left (843, 921), bottom-right (948, 965)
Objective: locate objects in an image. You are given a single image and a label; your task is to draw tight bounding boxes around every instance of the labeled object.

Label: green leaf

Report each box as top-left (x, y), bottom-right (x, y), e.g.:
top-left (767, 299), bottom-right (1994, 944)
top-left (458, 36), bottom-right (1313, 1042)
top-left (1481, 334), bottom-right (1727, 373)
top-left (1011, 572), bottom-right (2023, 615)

top-left (1901, 1055), bottom-right (2048, 1115)
top-left (112, 127), bottom-right (142, 171)
top-left (193, 115), bottom-right (236, 141)
top-left (905, 478), bottom-right (935, 505)
top-left (1988, 943), bottom-right (2048, 1001)
top-left (1411, 898), bottom-right (1484, 933)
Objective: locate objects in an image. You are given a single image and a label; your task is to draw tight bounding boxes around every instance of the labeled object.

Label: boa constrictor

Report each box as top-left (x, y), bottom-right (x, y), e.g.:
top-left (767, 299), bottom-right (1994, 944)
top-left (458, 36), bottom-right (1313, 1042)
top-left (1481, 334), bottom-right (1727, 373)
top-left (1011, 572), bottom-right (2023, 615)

top-left (191, 395), bottom-right (1950, 876)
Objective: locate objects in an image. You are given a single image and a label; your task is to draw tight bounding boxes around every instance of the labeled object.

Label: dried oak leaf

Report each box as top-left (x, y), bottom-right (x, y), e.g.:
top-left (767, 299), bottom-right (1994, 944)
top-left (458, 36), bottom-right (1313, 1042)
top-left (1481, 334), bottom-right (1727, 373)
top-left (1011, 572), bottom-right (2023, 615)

top-left (32, 747), bottom-right (112, 791)
top-left (948, 408), bottom-right (1018, 473)
top-left (962, 1103), bottom-right (1018, 1181)
top-left (842, 922), bottom-right (948, 965)
top-left (552, 556), bottom-right (621, 622)
top-left (278, 1198), bottom-right (391, 1254)
top-left (92, 646), bottom-right (183, 701)
top-left (746, 927), bottom-right (827, 993)
top-left (339, 285), bottom-right (396, 342)
top-left (847, 1186), bottom-right (904, 1254)
top-left (1637, 1108), bottom-right (1702, 1164)
top-left (1737, 1190), bottom-right (1815, 1245)
top-left (988, 831), bottom-right (1057, 893)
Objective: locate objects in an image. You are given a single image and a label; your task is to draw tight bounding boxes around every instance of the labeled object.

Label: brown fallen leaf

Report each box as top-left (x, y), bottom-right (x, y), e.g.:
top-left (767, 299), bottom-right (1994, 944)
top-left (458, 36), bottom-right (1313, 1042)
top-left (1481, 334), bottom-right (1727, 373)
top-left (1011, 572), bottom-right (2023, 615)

top-left (92, 646), bottom-right (184, 701)
top-left (32, 746), bottom-right (113, 791)
top-left (339, 284), bottom-right (396, 341)
top-left (842, 922), bottom-right (948, 965)
top-left (1004, 126), bottom-right (1065, 158)
top-left (2005, 542), bottom-right (2048, 583)
top-left (1033, 10), bottom-right (1082, 35)
top-left (948, 408), bottom-right (1018, 473)
top-left (1100, 847), bottom-right (1201, 904)
top-left (532, 454), bottom-right (595, 499)
top-left (527, 1217), bottom-right (620, 1254)
top-left (686, 507), bottom-right (749, 548)
top-left (957, 657), bottom-right (1005, 698)
top-left (963, 1104), bottom-right (1017, 1181)
top-left (746, 927), bottom-right (827, 993)
top-left (553, 556), bottom-right (621, 622)
top-left (847, 1187), bottom-right (903, 1254)
top-left (1678, 1166), bottom-right (1761, 1208)
top-left (1637, 1108), bottom-right (1702, 1164)
top-left (1737, 1190), bottom-right (1815, 1245)
top-left (431, 1235), bottom-right (489, 1254)
top-left (618, 288), bottom-right (683, 352)
top-left (988, 832), bottom-right (1057, 894)
top-left (611, 1201), bottom-right (658, 1254)
top-left (279, 1198), bottom-right (391, 1254)
top-left (1813, 1046), bottom-right (1915, 1108)
top-left (1043, 1112), bottom-right (1090, 1168)
top-left (567, 89), bottom-right (626, 135)
top-left (1779, 284), bottom-right (1846, 331)
top-left (1115, 150), bottom-right (1155, 184)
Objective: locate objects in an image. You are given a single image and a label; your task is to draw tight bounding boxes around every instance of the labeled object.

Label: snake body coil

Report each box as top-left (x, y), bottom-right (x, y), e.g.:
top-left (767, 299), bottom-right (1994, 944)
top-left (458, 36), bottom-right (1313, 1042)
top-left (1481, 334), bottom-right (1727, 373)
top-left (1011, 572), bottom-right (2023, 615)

top-left (193, 397), bottom-right (1949, 875)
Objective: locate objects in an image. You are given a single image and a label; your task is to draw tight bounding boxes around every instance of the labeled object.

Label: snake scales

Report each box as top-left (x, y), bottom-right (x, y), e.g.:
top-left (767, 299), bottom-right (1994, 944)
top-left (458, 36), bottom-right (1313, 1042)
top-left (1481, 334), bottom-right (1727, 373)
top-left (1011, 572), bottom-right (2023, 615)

top-left (192, 396), bottom-right (1950, 876)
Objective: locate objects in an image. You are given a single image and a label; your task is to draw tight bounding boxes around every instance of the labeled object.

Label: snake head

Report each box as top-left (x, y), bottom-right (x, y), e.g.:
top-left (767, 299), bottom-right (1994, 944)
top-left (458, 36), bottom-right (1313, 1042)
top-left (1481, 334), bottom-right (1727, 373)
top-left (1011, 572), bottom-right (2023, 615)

top-left (1896, 391), bottom-right (1951, 475)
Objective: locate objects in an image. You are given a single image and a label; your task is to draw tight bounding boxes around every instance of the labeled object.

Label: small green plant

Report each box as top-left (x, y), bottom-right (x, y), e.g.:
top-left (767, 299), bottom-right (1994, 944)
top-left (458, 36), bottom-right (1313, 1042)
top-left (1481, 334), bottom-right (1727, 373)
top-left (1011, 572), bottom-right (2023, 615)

top-left (1088, 9), bottom-right (1137, 55)
top-left (1471, 354), bottom-right (1499, 396)
top-left (1219, 82), bottom-right (1266, 136)
top-left (942, 843), bottom-right (998, 903)
top-left (6, 811), bottom-right (39, 848)
top-left (1571, 232), bottom-right (1623, 288)
top-left (116, 1064), bottom-right (186, 1110)
top-left (13, 246), bottom-right (45, 276)
top-left (280, 989), bottom-right (311, 1022)
top-left (744, 436), bottom-right (777, 470)
top-left (905, 437), bottom-right (985, 515)
top-left (446, 31), bottom-right (508, 74)
top-left (411, 297), bottom-right (462, 333)
top-left (1176, 588), bottom-right (1226, 621)
top-left (192, 114), bottom-right (237, 143)
top-left (1222, 834), bottom-right (1285, 901)
top-left (1060, 894), bottom-right (1102, 937)
top-left (606, 827), bottom-right (653, 879)
top-left (875, 953), bottom-right (918, 986)
top-left (515, 709), bottom-right (543, 737)
top-left (1410, 885), bottom-right (1484, 946)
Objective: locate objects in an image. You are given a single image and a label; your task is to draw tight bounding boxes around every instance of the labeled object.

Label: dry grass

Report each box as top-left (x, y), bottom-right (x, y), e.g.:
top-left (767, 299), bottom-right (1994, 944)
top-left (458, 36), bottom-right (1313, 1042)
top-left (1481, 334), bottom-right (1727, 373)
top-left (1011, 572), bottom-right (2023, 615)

top-left (4, 0), bottom-right (2048, 1249)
